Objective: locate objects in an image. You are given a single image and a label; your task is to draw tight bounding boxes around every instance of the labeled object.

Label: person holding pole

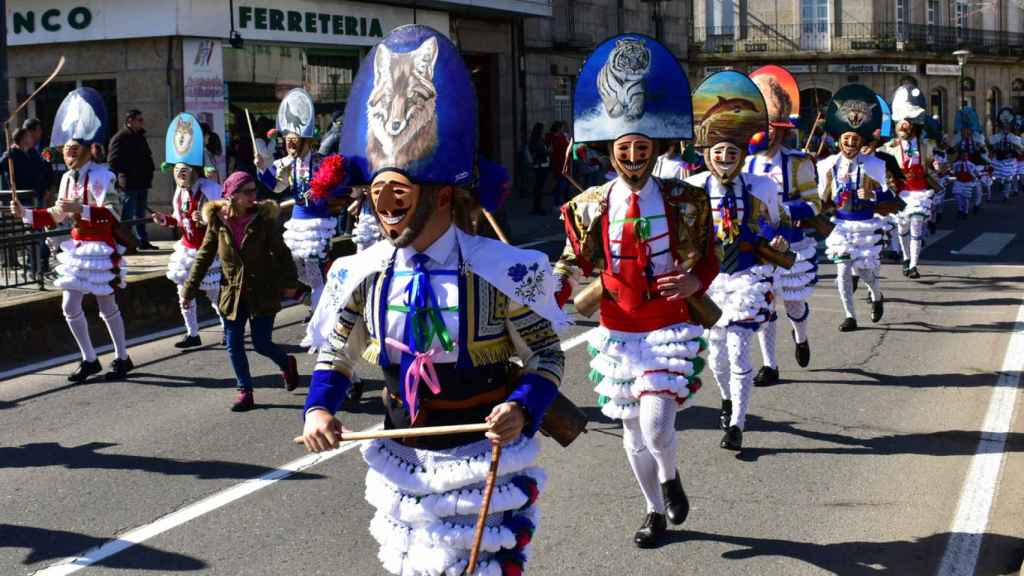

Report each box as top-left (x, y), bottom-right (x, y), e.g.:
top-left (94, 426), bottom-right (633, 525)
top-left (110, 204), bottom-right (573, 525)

top-left (301, 26), bottom-right (568, 575)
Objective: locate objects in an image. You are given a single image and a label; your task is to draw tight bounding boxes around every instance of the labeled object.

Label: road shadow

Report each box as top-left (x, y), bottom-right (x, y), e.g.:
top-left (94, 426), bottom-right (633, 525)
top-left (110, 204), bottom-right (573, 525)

top-left (672, 529), bottom-right (1023, 576)
top-left (0, 523), bottom-right (206, 569)
top-left (801, 367), bottom-right (1010, 390)
top-left (858, 320), bottom-right (1020, 335)
top-left (885, 296), bottom-right (1023, 308)
top-left (0, 442), bottom-right (324, 480)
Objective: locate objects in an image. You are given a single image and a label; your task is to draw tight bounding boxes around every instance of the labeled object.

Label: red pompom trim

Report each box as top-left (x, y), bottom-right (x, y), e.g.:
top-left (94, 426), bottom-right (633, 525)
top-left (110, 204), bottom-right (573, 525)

top-left (310, 154), bottom-right (346, 202)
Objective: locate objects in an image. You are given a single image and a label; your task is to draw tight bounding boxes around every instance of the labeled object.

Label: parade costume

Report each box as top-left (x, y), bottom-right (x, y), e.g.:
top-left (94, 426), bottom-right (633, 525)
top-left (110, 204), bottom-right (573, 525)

top-left (931, 139), bottom-right (952, 226)
top-left (17, 88), bottom-right (133, 382)
top-left (988, 107), bottom-right (1021, 203)
top-left (685, 70), bottom-right (786, 451)
top-left (951, 107), bottom-right (988, 219)
top-left (745, 65), bottom-right (819, 380)
top-left (555, 34), bottom-right (718, 546)
top-left (817, 84), bottom-right (892, 332)
top-left (257, 88), bottom-right (341, 329)
top-left (304, 26), bottom-right (568, 575)
top-left (157, 114), bottom-right (223, 347)
top-left (880, 84), bottom-right (936, 279)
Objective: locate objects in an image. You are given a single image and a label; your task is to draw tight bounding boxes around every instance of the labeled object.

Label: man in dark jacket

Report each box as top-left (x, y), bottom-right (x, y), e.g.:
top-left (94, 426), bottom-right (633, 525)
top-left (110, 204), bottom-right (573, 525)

top-left (108, 109), bottom-right (157, 249)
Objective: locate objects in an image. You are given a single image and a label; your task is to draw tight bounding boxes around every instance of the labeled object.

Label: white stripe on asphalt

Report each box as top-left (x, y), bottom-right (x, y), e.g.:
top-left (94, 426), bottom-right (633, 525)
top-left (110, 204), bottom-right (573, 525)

top-left (516, 233), bottom-right (566, 249)
top-left (561, 328), bottom-right (595, 351)
top-left (936, 296), bottom-right (1024, 576)
top-left (927, 230), bottom-right (953, 246)
top-left (950, 232), bottom-right (1016, 257)
top-left (32, 423), bottom-right (384, 576)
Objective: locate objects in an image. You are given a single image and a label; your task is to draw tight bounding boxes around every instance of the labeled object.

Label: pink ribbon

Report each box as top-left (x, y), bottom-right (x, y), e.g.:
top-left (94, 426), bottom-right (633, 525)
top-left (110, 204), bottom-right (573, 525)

top-left (385, 337), bottom-right (442, 425)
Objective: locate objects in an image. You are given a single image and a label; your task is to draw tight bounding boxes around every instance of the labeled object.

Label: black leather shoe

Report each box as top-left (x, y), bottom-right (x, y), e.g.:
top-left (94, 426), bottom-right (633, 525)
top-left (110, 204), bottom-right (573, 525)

top-left (104, 357), bottom-right (134, 381)
top-left (720, 399), bottom-right (732, 431)
top-left (720, 425), bottom-right (743, 451)
top-left (871, 297), bottom-right (885, 323)
top-left (839, 318), bottom-right (858, 332)
top-left (661, 472), bottom-right (689, 525)
top-left (793, 331), bottom-right (810, 367)
top-left (902, 259), bottom-right (911, 276)
top-left (174, 335), bottom-right (202, 349)
top-left (633, 513), bottom-right (667, 548)
top-left (138, 242), bottom-right (159, 251)
top-left (68, 359), bottom-right (102, 383)
top-left (851, 274), bottom-right (860, 293)
top-left (906, 267), bottom-right (920, 279)
top-left (753, 366), bottom-right (779, 387)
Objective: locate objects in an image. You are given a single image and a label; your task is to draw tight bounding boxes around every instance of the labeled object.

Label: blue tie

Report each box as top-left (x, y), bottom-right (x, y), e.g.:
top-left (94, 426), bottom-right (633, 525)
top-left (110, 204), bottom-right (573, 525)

top-left (399, 253), bottom-right (431, 422)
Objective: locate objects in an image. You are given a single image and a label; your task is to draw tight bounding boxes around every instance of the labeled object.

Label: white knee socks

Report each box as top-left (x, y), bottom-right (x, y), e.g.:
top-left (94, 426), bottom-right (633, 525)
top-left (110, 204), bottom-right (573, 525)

top-left (96, 294), bottom-right (128, 360)
top-left (757, 319), bottom-right (778, 370)
top-left (785, 300), bottom-right (810, 344)
top-left (638, 395), bottom-right (680, 484)
top-left (836, 261), bottom-right (856, 319)
top-left (709, 325), bottom-right (755, 430)
top-left (908, 216), bottom-right (924, 269)
top-left (62, 290), bottom-right (96, 362)
top-left (622, 417), bottom-right (665, 514)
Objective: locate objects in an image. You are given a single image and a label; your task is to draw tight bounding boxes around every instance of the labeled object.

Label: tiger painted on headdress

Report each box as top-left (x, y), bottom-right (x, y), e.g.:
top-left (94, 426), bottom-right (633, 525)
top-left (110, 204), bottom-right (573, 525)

top-left (597, 38), bottom-right (651, 121)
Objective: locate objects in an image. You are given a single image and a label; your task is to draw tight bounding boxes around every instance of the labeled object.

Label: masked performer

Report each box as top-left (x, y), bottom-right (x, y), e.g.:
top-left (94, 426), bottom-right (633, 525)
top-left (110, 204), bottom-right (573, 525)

top-left (301, 26), bottom-right (569, 575)
top-left (880, 84), bottom-right (936, 280)
top-left (153, 113), bottom-right (223, 348)
top-left (10, 88), bottom-right (133, 381)
top-left (684, 70), bottom-right (788, 453)
top-left (931, 134), bottom-right (952, 228)
top-left (257, 89), bottom-right (341, 335)
top-left (988, 107), bottom-right (1021, 203)
top-left (744, 65), bottom-right (819, 384)
top-left (554, 34), bottom-right (717, 547)
top-left (817, 84), bottom-right (893, 332)
top-left (951, 107), bottom-right (988, 219)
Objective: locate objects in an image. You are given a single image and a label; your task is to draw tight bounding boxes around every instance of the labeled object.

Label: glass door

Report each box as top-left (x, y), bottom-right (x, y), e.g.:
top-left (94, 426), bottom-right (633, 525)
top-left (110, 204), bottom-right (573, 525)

top-left (800, 0), bottom-right (831, 51)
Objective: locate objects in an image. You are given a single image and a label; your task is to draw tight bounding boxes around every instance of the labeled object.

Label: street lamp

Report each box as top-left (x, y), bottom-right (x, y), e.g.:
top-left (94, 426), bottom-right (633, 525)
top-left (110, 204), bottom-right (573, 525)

top-left (954, 49), bottom-right (971, 110)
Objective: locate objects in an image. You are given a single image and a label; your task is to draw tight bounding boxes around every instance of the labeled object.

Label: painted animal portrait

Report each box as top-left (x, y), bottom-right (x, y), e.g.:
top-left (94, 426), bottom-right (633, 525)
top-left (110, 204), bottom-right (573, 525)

top-left (597, 38), bottom-right (651, 120)
top-left (753, 75), bottom-right (793, 121)
top-left (696, 97), bottom-right (763, 148)
top-left (173, 117), bottom-right (194, 157)
top-left (366, 36), bottom-right (440, 170)
top-left (282, 94), bottom-right (312, 135)
top-left (836, 99), bottom-right (877, 129)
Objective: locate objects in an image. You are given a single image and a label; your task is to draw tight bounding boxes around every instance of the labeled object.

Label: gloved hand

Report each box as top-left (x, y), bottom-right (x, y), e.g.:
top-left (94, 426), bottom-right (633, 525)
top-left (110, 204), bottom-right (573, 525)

top-left (555, 275), bottom-right (573, 308)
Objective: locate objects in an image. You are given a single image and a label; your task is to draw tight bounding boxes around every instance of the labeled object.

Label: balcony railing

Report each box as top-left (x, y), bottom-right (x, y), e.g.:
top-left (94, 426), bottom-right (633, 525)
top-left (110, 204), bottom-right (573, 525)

top-left (691, 22), bottom-right (1024, 57)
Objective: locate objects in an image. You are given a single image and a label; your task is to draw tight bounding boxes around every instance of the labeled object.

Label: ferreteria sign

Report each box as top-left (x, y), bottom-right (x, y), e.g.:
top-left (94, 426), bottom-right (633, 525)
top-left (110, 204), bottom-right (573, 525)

top-left (237, 6), bottom-right (385, 38)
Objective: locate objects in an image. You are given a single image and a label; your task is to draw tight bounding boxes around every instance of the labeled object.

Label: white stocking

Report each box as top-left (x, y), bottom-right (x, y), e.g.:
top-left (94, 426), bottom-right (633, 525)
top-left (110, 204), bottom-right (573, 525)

top-left (622, 417), bottom-right (664, 514)
top-left (62, 290), bottom-right (96, 362)
top-left (857, 266), bottom-right (882, 303)
top-left (296, 257), bottom-right (326, 310)
top-left (178, 286), bottom-right (199, 337)
top-left (897, 218), bottom-right (911, 261)
top-left (908, 215), bottom-right (924, 269)
top-left (725, 326), bottom-right (755, 430)
top-left (785, 301), bottom-right (810, 344)
top-left (707, 325), bottom-right (731, 400)
top-left (203, 287), bottom-right (223, 329)
top-left (96, 294), bottom-right (128, 360)
top-left (836, 261), bottom-right (856, 319)
top-left (757, 319), bottom-right (778, 370)
top-left (638, 395), bottom-right (679, 483)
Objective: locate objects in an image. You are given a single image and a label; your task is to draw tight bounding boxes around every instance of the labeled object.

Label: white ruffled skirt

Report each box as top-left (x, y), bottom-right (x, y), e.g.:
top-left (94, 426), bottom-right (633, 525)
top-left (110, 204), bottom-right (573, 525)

top-left (587, 322), bottom-right (706, 420)
top-left (166, 240), bottom-right (221, 292)
top-left (777, 237), bottom-right (817, 303)
top-left (53, 239), bottom-right (126, 296)
top-left (283, 216), bottom-right (336, 259)
top-left (898, 189), bottom-right (933, 219)
top-left (353, 212), bottom-right (384, 252)
top-left (825, 218), bottom-right (883, 270)
top-left (707, 265), bottom-right (776, 327)
top-left (992, 159), bottom-right (1016, 180)
top-left (363, 435), bottom-right (543, 576)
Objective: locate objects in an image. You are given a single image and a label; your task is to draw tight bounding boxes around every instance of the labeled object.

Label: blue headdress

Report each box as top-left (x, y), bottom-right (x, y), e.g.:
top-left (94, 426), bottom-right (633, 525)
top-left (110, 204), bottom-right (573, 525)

top-left (876, 94), bottom-right (893, 140)
top-left (954, 106), bottom-right (982, 134)
top-left (164, 113), bottom-right (204, 167)
top-left (277, 88), bottom-right (316, 139)
top-left (340, 25), bottom-right (507, 211)
top-left (573, 33), bottom-right (693, 143)
top-left (50, 87), bottom-right (107, 146)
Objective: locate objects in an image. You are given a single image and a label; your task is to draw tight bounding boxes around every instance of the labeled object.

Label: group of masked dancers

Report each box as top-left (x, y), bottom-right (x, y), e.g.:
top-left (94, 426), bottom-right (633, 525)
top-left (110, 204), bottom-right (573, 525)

top-left (11, 25), bottom-right (1018, 574)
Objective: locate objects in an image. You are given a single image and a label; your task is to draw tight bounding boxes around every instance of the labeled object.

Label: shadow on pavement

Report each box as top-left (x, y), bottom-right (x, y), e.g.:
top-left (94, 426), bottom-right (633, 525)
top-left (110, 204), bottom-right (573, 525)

top-left (0, 523), bottom-right (206, 570)
top-left (885, 296), bottom-right (1023, 308)
top-left (0, 442), bottom-right (324, 480)
top-left (802, 367), bottom-right (1011, 389)
top-left (861, 320), bottom-right (1020, 335)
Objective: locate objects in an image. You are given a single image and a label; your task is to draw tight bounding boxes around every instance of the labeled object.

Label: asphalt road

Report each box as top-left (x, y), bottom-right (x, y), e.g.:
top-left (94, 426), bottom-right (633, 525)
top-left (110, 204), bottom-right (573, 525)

top-left (2, 196), bottom-right (1024, 576)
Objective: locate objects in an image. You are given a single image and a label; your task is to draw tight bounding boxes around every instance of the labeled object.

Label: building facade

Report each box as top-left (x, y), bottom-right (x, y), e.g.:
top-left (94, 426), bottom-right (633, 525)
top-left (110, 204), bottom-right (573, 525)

top-left (4, 0), bottom-right (549, 211)
top-left (691, 0), bottom-right (1024, 137)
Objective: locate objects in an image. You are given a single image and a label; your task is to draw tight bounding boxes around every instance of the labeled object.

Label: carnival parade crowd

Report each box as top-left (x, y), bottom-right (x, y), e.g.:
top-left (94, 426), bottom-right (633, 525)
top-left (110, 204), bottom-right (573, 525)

top-left (7, 24), bottom-right (1024, 576)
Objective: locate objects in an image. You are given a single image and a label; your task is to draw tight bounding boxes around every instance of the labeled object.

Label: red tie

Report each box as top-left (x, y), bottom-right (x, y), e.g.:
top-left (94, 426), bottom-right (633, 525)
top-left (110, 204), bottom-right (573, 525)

top-left (617, 192), bottom-right (647, 312)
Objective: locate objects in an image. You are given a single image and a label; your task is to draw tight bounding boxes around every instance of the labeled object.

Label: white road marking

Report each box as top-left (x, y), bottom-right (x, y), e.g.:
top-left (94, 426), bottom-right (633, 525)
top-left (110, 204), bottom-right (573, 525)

top-left (950, 233), bottom-right (1016, 257)
top-left (927, 230), bottom-right (954, 246)
top-left (561, 328), bottom-right (596, 352)
top-left (32, 423), bottom-right (384, 576)
top-left (936, 296), bottom-right (1024, 576)
top-left (516, 233), bottom-right (565, 249)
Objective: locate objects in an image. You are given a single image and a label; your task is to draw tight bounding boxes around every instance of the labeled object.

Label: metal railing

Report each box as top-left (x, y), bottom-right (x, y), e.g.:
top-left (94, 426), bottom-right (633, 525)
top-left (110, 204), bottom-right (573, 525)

top-left (691, 22), bottom-right (1024, 57)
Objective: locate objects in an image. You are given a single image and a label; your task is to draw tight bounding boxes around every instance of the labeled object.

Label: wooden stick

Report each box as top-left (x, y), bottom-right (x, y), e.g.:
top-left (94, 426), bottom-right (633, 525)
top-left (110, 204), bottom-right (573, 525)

top-left (561, 139), bottom-right (586, 194)
top-left (803, 112), bottom-right (822, 153)
top-left (244, 109), bottom-right (259, 164)
top-left (293, 422), bottom-right (491, 444)
top-left (466, 442), bottom-right (502, 575)
top-left (5, 56), bottom-right (65, 125)
top-left (481, 208), bottom-right (509, 244)
top-left (5, 126), bottom-right (20, 209)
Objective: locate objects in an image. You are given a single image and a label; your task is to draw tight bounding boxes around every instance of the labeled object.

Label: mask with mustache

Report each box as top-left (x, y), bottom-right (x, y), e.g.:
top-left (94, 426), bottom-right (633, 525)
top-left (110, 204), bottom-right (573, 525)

top-left (704, 142), bottom-right (745, 184)
top-left (839, 132), bottom-right (863, 159)
top-left (370, 172), bottom-right (438, 248)
top-left (609, 134), bottom-right (657, 191)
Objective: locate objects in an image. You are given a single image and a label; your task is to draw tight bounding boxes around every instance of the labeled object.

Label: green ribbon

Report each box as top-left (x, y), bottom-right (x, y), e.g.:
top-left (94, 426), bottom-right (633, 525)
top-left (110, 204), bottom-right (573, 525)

top-left (387, 304), bottom-right (458, 352)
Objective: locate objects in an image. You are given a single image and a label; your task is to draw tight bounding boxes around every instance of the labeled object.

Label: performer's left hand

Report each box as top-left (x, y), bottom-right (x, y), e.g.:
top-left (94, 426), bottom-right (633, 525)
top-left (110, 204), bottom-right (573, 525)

top-left (856, 187), bottom-right (874, 200)
top-left (769, 236), bottom-right (790, 253)
top-left (485, 402), bottom-right (525, 445)
top-left (655, 271), bottom-right (701, 301)
top-left (56, 199), bottom-right (83, 214)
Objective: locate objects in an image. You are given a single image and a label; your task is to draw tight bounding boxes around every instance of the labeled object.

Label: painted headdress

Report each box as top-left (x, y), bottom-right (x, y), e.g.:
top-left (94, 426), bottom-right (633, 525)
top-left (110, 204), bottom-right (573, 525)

top-left (277, 88), bottom-right (316, 139)
top-left (876, 94), bottom-right (893, 140)
top-left (824, 84), bottom-right (883, 140)
top-left (749, 65), bottom-right (799, 129)
top-left (996, 106), bottom-right (1016, 128)
top-left (340, 25), bottom-right (507, 211)
top-left (50, 87), bottom-right (107, 147)
top-left (164, 113), bottom-right (204, 167)
top-left (954, 105), bottom-right (982, 134)
top-left (572, 33), bottom-right (693, 143)
top-left (891, 83), bottom-right (927, 125)
top-left (691, 70), bottom-right (767, 149)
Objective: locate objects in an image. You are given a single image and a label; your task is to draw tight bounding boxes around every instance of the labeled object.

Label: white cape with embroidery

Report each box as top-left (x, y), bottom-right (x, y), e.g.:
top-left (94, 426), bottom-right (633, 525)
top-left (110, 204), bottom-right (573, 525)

top-left (307, 228), bottom-right (572, 348)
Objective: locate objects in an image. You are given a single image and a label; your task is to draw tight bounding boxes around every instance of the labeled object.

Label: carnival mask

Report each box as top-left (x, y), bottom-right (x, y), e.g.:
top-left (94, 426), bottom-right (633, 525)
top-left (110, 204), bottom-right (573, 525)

top-left (705, 142), bottom-right (745, 183)
top-left (610, 134), bottom-right (656, 190)
top-left (63, 140), bottom-right (90, 170)
top-left (173, 163), bottom-right (197, 188)
top-left (896, 120), bottom-right (912, 140)
top-left (839, 132), bottom-right (863, 159)
top-left (285, 133), bottom-right (309, 158)
top-left (371, 170), bottom-right (436, 248)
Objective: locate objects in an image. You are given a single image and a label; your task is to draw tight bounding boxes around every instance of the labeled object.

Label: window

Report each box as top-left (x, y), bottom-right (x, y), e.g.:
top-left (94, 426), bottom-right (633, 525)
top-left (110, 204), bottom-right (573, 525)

top-left (927, 0), bottom-right (939, 27)
top-left (800, 0), bottom-right (830, 50)
top-left (931, 87), bottom-right (946, 132)
top-left (896, 0), bottom-right (908, 38)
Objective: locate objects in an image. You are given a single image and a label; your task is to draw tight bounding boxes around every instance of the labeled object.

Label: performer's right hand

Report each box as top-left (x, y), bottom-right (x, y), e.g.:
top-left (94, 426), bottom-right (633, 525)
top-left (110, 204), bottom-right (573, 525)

top-left (254, 155), bottom-right (266, 172)
top-left (555, 275), bottom-right (572, 308)
top-left (10, 201), bottom-right (23, 218)
top-left (152, 212), bottom-right (167, 226)
top-left (301, 409), bottom-right (344, 452)
top-left (179, 295), bottom-right (193, 309)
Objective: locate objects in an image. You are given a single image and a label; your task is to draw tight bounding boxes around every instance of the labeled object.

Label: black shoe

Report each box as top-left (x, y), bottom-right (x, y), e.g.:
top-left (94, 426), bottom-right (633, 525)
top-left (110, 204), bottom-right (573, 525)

top-left (902, 259), bottom-right (911, 276)
top-left (660, 472), bottom-right (689, 525)
top-left (793, 331), bottom-right (810, 368)
top-left (851, 275), bottom-right (860, 293)
top-left (104, 357), bottom-right (134, 381)
top-left (839, 317), bottom-right (858, 332)
top-left (720, 399), bottom-right (732, 431)
top-left (927, 221), bottom-right (937, 234)
top-left (720, 425), bottom-right (743, 451)
top-left (753, 366), bottom-right (779, 387)
top-left (633, 513), bottom-right (667, 549)
top-left (68, 359), bottom-right (102, 383)
top-left (138, 242), bottom-right (159, 251)
top-left (174, 335), bottom-right (202, 349)
top-left (906, 266), bottom-right (920, 279)
top-left (871, 297), bottom-right (885, 323)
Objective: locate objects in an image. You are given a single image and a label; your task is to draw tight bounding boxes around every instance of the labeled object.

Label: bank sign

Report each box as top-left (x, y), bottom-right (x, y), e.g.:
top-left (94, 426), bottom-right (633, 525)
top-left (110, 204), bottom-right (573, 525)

top-left (6, 0), bottom-right (448, 47)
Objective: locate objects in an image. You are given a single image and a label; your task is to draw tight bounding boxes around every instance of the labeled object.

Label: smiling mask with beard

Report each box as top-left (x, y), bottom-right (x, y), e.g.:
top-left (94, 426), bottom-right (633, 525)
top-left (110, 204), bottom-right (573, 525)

top-left (609, 134), bottom-right (657, 191)
top-left (839, 132), bottom-right (863, 159)
top-left (371, 171), bottom-right (439, 248)
top-left (704, 142), bottom-right (745, 184)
